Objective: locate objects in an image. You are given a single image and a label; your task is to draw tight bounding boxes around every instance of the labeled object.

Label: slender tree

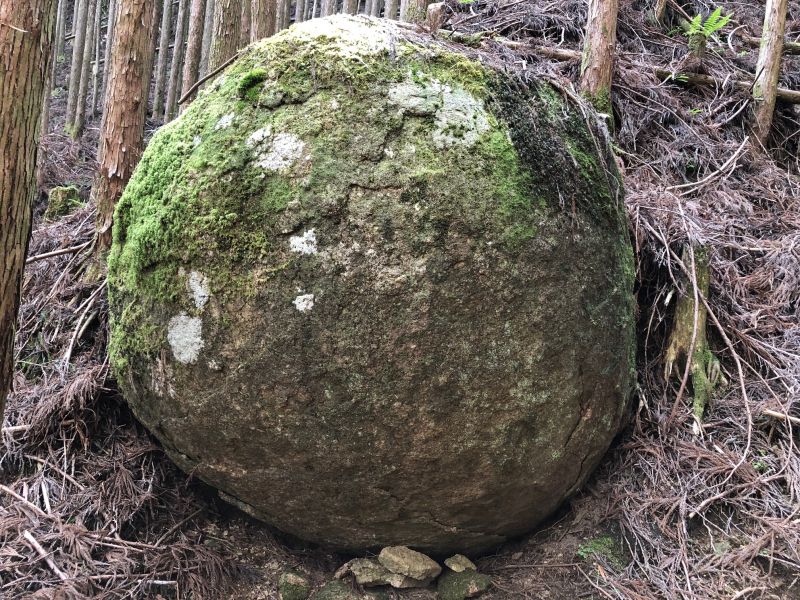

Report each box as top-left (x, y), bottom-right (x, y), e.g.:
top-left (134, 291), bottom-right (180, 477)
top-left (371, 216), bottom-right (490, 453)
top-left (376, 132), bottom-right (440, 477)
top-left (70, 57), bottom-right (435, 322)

top-left (752, 0), bottom-right (788, 148)
top-left (240, 0), bottom-right (252, 46)
top-left (0, 0), bottom-right (57, 420)
top-left (321, 0), bottom-right (337, 16)
top-left (102, 0), bottom-right (118, 91)
top-left (152, 0), bottom-right (173, 118)
top-left (400, 0), bottom-right (427, 23)
top-left (294, 0), bottom-right (306, 23)
top-left (580, 0), bottom-right (619, 115)
top-left (209, 0), bottom-right (243, 71)
top-left (55, 0), bottom-right (67, 59)
top-left (165, 0), bottom-right (190, 121)
top-left (200, 0), bottom-right (216, 75)
top-left (343, 0), bottom-right (357, 15)
top-left (95, 0), bottom-right (156, 253)
top-left (182, 0), bottom-right (207, 106)
top-left (276, 0), bottom-right (290, 30)
top-left (71, 0), bottom-right (98, 137)
top-left (65, 0), bottom-right (90, 130)
top-left (91, 0), bottom-right (102, 117)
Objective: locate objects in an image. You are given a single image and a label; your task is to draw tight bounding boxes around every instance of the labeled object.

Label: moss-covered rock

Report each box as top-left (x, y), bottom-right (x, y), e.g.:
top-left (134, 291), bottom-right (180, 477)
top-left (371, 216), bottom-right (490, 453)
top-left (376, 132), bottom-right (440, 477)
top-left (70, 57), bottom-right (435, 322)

top-left (437, 570), bottom-right (492, 600)
top-left (279, 571), bottom-right (312, 600)
top-left (108, 16), bottom-right (635, 554)
top-left (45, 186), bottom-right (83, 220)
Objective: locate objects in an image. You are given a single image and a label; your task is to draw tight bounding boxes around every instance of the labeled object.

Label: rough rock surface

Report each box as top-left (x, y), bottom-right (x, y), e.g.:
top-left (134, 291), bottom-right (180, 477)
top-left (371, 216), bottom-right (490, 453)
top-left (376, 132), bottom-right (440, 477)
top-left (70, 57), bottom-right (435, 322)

top-left (444, 554), bottom-right (476, 573)
top-left (378, 546), bottom-right (441, 581)
top-left (108, 15), bottom-right (635, 554)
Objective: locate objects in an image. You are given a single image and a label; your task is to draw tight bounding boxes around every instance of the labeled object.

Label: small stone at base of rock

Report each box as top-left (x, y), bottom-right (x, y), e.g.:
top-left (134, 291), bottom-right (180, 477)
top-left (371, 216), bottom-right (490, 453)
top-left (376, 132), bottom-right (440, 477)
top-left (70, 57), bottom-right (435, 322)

top-left (378, 546), bottom-right (442, 581)
top-left (279, 571), bottom-right (312, 600)
top-left (444, 554), bottom-right (477, 573)
top-left (340, 557), bottom-right (431, 589)
top-left (311, 581), bottom-right (360, 600)
top-left (437, 570), bottom-right (492, 600)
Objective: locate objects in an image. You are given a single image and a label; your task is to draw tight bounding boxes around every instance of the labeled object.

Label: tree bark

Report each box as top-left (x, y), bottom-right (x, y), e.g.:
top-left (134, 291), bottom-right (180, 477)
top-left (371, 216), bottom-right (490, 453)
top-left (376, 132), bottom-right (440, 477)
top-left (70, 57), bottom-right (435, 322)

top-left (182, 0), bottom-right (207, 106)
top-left (580, 0), bottom-right (618, 115)
top-left (276, 0), bottom-right (290, 31)
top-left (209, 0), bottom-right (243, 71)
top-left (321, 0), bottom-right (337, 16)
top-left (0, 0), bottom-right (57, 419)
top-left (369, 0), bottom-right (382, 17)
top-left (102, 0), bottom-right (118, 94)
top-left (55, 0), bottom-right (67, 59)
top-left (91, 0), bottom-right (102, 117)
top-left (165, 0), bottom-right (190, 121)
top-left (752, 0), bottom-right (788, 148)
top-left (294, 0), bottom-right (306, 23)
top-left (95, 0), bottom-right (156, 254)
top-left (385, 0), bottom-right (398, 20)
top-left (240, 0), bottom-right (251, 46)
top-left (152, 0), bottom-right (173, 118)
top-left (71, 0), bottom-right (98, 137)
top-left (200, 0), bottom-right (216, 76)
top-left (342, 0), bottom-right (357, 15)
top-left (400, 0), bottom-right (427, 24)
top-left (251, 0), bottom-right (276, 41)
top-left (66, 0), bottom-right (89, 129)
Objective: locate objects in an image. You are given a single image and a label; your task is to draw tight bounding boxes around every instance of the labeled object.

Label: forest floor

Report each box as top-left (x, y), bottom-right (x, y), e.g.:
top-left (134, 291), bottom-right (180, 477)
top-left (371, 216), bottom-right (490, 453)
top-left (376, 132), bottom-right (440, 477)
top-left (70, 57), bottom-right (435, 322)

top-left (2, 1), bottom-right (800, 599)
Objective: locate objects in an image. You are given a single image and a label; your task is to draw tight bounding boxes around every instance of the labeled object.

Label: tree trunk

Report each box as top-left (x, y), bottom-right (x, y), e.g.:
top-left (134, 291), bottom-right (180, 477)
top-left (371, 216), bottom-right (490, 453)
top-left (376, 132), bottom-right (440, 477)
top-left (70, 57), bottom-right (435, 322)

top-left (209, 0), bottom-right (243, 71)
top-left (370, 0), bottom-right (382, 17)
top-left (240, 0), bottom-right (251, 46)
top-left (0, 0), bottom-right (56, 419)
top-left (102, 0), bottom-right (118, 94)
top-left (71, 0), bottom-right (98, 138)
top-left (385, 0), bottom-right (398, 20)
top-left (66, 0), bottom-right (89, 129)
top-left (152, 0), bottom-right (173, 118)
top-left (294, 0), bottom-right (306, 23)
top-left (752, 0), bottom-right (788, 148)
top-left (95, 0), bottom-right (156, 254)
top-left (400, 0), bottom-right (426, 23)
top-left (182, 0), bottom-right (207, 106)
top-left (276, 0), bottom-right (290, 30)
top-left (342, 0), bottom-right (357, 15)
top-left (251, 0), bottom-right (276, 41)
top-left (321, 0), bottom-right (336, 16)
top-left (580, 0), bottom-right (618, 115)
top-left (165, 0), bottom-right (190, 121)
top-left (91, 0), bottom-right (102, 117)
top-left (200, 0), bottom-right (216, 76)
top-left (55, 0), bottom-right (67, 59)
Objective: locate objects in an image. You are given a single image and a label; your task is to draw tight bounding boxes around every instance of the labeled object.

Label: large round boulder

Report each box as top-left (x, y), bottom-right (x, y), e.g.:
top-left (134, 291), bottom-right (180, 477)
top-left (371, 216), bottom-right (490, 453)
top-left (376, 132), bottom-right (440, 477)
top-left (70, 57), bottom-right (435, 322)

top-left (108, 15), bottom-right (635, 554)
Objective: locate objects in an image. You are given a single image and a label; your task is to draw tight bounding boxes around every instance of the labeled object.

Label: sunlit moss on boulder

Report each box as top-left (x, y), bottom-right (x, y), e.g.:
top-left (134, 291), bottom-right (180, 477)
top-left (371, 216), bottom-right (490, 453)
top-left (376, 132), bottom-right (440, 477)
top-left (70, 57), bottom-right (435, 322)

top-left (108, 15), bottom-right (635, 554)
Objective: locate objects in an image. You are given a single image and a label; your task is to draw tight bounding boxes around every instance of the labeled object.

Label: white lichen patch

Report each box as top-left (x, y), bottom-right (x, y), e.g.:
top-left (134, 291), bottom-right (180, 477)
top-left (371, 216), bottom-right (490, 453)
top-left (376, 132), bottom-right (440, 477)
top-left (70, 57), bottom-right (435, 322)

top-left (215, 113), bottom-right (235, 130)
top-left (293, 293), bottom-right (315, 313)
top-left (289, 229), bottom-right (318, 254)
top-left (247, 128), bottom-right (306, 173)
top-left (389, 74), bottom-right (491, 149)
top-left (188, 270), bottom-right (211, 309)
top-left (167, 314), bottom-right (205, 364)
top-left (285, 15), bottom-right (403, 59)
top-left (193, 136), bottom-right (202, 148)
top-left (246, 126), bottom-right (272, 147)
top-left (260, 133), bottom-right (305, 171)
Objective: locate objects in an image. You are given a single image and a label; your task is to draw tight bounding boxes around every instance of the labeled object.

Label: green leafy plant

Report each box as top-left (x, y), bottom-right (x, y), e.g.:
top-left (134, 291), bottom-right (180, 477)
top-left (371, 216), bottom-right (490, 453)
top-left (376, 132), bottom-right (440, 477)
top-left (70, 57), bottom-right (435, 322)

top-left (685, 7), bottom-right (732, 39)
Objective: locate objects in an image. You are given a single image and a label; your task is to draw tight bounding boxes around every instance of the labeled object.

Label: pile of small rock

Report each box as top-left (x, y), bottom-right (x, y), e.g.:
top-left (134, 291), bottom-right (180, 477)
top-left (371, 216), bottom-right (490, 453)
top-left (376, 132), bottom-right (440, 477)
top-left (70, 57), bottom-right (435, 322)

top-left (278, 546), bottom-right (492, 600)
